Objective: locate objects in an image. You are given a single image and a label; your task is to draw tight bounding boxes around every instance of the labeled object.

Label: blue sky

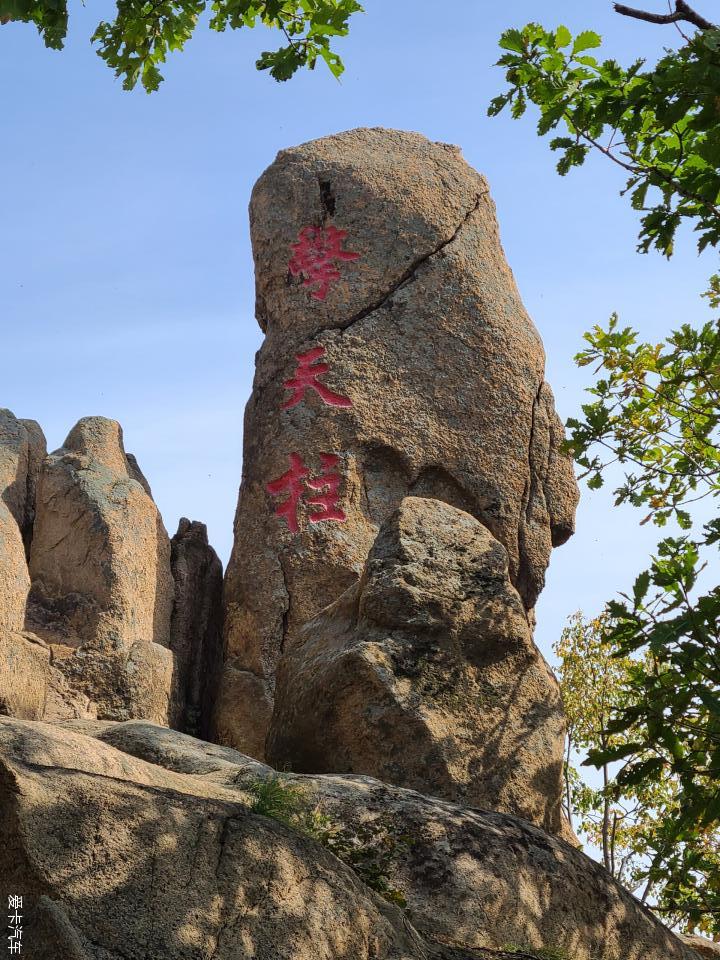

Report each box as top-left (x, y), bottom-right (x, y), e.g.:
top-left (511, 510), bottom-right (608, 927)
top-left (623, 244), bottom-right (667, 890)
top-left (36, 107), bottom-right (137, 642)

top-left (0, 0), bottom-right (713, 664)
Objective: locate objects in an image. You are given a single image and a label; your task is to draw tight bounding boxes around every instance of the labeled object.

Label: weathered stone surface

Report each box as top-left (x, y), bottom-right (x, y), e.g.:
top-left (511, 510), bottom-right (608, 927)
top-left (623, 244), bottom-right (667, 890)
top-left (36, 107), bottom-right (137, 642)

top-left (21, 417), bottom-right (178, 723)
top-left (0, 503), bottom-right (29, 633)
top-left (684, 936), bottom-right (720, 958)
top-left (28, 417), bottom-right (174, 652)
top-left (217, 127), bottom-right (579, 756)
top-left (0, 409), bottom-right (47, 546)
top-left (170, 517), bottom-right (224, 738)
top-left (47, 718), bottom-right (700, 960)
top-left (0, 410), bottom-right (46, 632)
top-left (0, 718), bottom-right (452, 960)
top-left (0, 630), bottom-right (49, 719)
top-left (267, 497), bottom-right (565, 833)
top-left (18, 418), bottom-right (47, 555)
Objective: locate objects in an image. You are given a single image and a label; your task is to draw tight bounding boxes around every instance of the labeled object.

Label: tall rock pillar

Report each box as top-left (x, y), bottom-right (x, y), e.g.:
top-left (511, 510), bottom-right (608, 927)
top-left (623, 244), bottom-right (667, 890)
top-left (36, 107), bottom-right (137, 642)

top-left (215, 128), bottom-right (579, 758)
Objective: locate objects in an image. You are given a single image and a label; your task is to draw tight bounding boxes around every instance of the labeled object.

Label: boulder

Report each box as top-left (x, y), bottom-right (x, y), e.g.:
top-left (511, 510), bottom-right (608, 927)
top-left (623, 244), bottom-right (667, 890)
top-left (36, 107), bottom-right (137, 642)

top-left (28, 416), bottom-right (174, 651)
top-left (0, 408), bottom-right (46, 550)
top-left (18, 417), bottom-right (47, 555)
top-left (40, 717), bottom-right (699, 960)
top-left (218, 127), bottom-right (578, 756)
top-left (0, 630), bottom-right (49, 719)
top-left (0, 717), bottom-right (456, 960)
top-left (169, 518), bottom-right (224, 738)
top-left (0, 504), bottom-right (30, 633)
top-left (267, 497), bottom-right (565, 833)
top-left (25, 417), bottom-right (178, 723)
top-left (0, 410), bottom-right (46, 632)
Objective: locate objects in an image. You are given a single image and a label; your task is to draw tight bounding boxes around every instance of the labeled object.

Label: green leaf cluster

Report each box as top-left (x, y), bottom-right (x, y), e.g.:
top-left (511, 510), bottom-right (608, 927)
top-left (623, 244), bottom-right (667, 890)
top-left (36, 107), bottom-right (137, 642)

top-left (586, 539), bottom-right (720, 935)
top-left (489, 21), bottom-right (720, 257)
top-left (567, 314), bottom-right (720, 526)
top-left (0, 0), bottom-right (363, 90)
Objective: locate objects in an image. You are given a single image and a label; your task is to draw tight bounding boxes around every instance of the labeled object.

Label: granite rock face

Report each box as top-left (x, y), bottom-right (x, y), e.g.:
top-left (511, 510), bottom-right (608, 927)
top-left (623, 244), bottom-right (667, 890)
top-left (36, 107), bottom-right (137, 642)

top-left (217, 127), bottom-right (579, 756)
top-left (28, 416), bottom-right (174, 652)
top-left (683, 937), bottom-right (720, 958)
top-left (170, 518), bottom-right (224, 739)
top-left (268, 497), bottom-right (566, 833)
top-left (0, 413), bottom-right (222, 730)
top-left (0, 411), bottom-right (46, 633)
top-left (23, 417), bottom-right (178, 724)
top-left (0, 718), bottom-right (448, 960)
top-left (11, 717), bottom-right (699, 960)
top-left (0, 409), bottom-right (46, 555)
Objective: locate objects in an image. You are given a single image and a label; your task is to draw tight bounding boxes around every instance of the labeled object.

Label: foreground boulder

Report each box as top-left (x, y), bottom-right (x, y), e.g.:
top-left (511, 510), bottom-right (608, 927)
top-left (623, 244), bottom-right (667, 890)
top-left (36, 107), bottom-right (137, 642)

top-left (268, 497), bottom-right (566, 834)
top-left (217, 127), bottom-right (579, 756)
top-left (0, 717), bottom-right (490, 960)
top-left (18, 717), bottom-right (699, 960)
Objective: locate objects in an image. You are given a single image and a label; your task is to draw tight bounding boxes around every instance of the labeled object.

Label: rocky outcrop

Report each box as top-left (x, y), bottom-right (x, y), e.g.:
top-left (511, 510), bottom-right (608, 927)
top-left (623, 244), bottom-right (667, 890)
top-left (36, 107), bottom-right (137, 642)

top-left (0, 411), bottom-right (46, 633)
top-left (0, 507), bottom-right (29, 634)
top-left (0, 409), bottom-right (46, 554)
top-left (217, 127), bottom-right (579, 756)
top-left (0, 630), bottom-right (50, 719)
top-left (22, 417), bottom-right (178, 724)
top-left (169, 518), bottom-right (224, 739)
top-left (14, 717), bottom-right (698, 960)
top-left (0, 413), bottom-right (222, 730)
top-left (267, 497), bottom-right (566, 833)
top-left (28, 416), bottom-right (174, 651)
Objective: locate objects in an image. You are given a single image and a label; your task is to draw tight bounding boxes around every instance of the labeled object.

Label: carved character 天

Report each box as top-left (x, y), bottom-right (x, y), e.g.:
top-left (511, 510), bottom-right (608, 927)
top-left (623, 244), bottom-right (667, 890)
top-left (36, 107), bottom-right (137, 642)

top-left (281, 345), bottom-right (352, 410)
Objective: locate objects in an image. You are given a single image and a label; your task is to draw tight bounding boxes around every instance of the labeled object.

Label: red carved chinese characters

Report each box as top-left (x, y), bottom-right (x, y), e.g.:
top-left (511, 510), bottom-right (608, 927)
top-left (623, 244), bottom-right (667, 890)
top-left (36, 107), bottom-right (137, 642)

top-left (306, 454), bottom-right (346, 523)
top-left (265, 452), bottom-right (309, 534)
top-left (282, 345), bottom-right (352, 410)
top-left (289, 225), bottom-right (360, 301)
top-left (266, 452), bottom-right (347, 532)
top-left (269, 224), bottom-right (358, 533)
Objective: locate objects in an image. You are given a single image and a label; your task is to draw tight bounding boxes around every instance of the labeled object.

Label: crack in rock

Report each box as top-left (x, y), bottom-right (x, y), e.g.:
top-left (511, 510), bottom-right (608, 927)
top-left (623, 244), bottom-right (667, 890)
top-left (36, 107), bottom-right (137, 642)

top-left (309, 191), bottom-right (487, 342)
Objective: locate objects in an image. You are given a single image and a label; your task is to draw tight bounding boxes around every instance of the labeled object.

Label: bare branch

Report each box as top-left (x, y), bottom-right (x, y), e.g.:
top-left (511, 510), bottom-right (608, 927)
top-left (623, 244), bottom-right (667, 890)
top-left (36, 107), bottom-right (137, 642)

top-left (614, 1), bottom-right (716, 30)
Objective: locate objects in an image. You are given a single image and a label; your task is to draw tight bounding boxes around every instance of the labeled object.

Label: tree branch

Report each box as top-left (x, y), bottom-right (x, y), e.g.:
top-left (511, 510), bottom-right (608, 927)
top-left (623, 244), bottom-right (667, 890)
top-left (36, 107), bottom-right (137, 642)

top-left (614, 1), bottom-right (716, 31)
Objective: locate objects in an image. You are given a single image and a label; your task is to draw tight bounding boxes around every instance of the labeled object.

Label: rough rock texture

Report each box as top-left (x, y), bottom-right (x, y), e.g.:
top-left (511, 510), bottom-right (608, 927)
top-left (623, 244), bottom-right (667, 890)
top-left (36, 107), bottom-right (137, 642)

top-left (0, 505), bottom-right (29, 633)
top-left (217, 127), bottom-right (579, 756)
top-left (684, 937), bottom-right (720, 958)
top-left (0, 410), bottom-right (46, 632)
top-left (0, 630), bottom-right (50, 719)
top-left (28, 416), bottom-right (174, 651)
top-left (0, 718), bottom-right (465, 960)
top-left (170, 517), bottom-right (224, 739)
top-left (34, 718), bottom-right (701, 960)
top-left (267, 497), bottom-right (565, 833)
top-left (0, 408), bottom-right (46, 552)
top-left (17, 417), bottom-right (179, 723)
top-left (0, 413), bottom-right (223, 731)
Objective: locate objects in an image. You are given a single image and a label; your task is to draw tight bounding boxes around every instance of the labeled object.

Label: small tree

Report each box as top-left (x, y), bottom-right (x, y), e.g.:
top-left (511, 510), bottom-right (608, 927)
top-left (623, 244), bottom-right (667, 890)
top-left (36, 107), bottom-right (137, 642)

top-left (556, 612), bottom-right (719, 934)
